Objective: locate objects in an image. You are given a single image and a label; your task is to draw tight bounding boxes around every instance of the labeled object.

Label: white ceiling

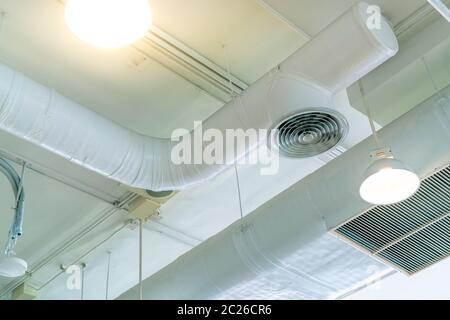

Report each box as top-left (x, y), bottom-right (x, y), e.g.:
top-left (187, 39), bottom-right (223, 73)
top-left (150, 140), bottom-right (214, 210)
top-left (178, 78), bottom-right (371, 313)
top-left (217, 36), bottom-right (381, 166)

top-left (0, 0), bottom-right (444, 299)
top-left (346, 257), bottom-right (450, 300)
top-left (0, 0), bottom-right (307, 137)
top-left (149, 0), bottom-right (308, 83)
top-left (0, 157), bottom-right (114, 289)
top-left (0, 1), bottom-right (429, 137)
top-left (260, 0), bottom-right (428, 36)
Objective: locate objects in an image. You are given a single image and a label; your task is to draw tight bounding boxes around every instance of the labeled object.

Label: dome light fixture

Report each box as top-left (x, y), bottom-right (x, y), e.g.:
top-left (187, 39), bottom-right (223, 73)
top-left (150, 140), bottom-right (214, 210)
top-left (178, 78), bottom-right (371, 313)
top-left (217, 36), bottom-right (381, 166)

top-left (357, 80), bottom-right (420, 206)
top-left (0, 256), bottom-right (28, 278)
top-left (359, 148), bottom-right (420, 205)
top-left (64, 0), bottom-right (152, 48)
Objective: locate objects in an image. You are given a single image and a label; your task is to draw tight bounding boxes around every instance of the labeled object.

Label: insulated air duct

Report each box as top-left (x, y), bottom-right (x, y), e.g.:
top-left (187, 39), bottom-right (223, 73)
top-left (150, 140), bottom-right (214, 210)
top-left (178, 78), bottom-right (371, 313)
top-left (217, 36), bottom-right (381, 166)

top-left (119, 85), bottom-right (450, 300)
top-left (0, 3), bottom-right (397, 191)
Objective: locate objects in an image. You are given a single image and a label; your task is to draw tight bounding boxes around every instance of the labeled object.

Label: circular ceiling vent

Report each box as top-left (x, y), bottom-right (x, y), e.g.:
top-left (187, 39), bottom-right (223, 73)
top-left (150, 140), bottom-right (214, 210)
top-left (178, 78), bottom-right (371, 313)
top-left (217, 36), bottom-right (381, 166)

top-left (268, 109), bottom-right (348, 158)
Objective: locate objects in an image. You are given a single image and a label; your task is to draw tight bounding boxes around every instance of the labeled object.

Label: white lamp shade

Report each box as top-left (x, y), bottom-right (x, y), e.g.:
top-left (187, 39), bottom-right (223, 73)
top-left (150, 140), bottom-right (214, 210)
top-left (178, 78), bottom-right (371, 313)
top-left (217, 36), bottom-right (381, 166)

top-left (65, 0), bottom-right (152, 48)
top-left (0, 256), bottom-right (28, 278)
top-left (360, 158), bottom-right (421, 205)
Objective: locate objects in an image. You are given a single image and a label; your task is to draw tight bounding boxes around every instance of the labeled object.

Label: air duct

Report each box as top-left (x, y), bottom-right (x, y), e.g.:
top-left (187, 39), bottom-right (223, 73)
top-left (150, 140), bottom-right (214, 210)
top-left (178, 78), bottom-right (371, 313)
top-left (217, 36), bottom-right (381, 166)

top-left (0, 3), bottom-right (397, 191)
top-left (119, 85), bottom-right (450, 300)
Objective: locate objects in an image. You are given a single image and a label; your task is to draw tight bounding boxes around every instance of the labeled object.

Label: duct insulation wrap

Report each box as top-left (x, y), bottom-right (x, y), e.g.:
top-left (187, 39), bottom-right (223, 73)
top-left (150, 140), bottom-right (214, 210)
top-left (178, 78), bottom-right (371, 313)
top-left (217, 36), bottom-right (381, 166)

top-left (119, 86), bottom-right (450, 300)
top-left (0, 2), bottom-right (397, 191)
top-left (282, 2), bottom-right (398, 93)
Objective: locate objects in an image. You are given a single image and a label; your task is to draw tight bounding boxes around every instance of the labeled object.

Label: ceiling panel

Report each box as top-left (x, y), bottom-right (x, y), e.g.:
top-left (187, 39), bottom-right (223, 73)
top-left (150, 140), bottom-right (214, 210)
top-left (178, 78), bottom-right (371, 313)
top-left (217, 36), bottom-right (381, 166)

top-left (149, 0), bottom-right (308, 83)
top-left (346, 257), bottom-right (450, 299)
top-left (259, 0), bottom-right (428, 36)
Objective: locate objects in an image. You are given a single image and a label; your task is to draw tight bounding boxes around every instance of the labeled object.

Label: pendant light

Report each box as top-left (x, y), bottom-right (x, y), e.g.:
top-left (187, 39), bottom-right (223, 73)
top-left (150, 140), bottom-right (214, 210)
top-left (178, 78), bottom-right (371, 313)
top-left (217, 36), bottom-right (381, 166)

top-left (0, 256), bottom-right (27, 278)
top-left (360, 148), bottom-right (421, 205)
top-left (358, 81), bottom-right (420, 205)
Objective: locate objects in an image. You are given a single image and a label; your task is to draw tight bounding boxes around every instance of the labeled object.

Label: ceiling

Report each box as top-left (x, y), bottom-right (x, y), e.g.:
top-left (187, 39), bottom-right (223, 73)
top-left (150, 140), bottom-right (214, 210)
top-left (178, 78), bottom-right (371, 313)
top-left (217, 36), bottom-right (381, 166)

top-left (0, 0), bottom-right (445, 299)
top-left (0, 0), bottom-right (429, 137)
top-left (260, 0), bottom-right (428, 36)
top-left (346, 256), bottom-right (450, 299)
top-left (0, 0), bottom-right (307, 137)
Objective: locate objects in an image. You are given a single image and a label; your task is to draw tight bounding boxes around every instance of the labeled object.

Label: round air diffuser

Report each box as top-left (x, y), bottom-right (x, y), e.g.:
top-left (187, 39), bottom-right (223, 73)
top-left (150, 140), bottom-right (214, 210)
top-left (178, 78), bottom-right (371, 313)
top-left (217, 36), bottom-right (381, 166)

top-left (268, 109), bottom-right (348, 158)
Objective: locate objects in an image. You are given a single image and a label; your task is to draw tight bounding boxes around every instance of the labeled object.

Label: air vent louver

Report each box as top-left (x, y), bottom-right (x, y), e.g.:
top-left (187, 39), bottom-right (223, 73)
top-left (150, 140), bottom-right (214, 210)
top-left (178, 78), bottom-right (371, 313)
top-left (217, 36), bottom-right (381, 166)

top-left (269, 109), bottom-right (348, 158)
top-left (335, 165), bottom-right (450, 275)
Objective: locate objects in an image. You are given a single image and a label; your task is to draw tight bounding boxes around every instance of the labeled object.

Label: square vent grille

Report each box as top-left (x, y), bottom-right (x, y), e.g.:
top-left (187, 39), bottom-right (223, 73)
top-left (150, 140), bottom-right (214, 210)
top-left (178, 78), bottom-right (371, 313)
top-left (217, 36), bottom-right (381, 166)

top-left (334, 164), bottom-right (450, 275)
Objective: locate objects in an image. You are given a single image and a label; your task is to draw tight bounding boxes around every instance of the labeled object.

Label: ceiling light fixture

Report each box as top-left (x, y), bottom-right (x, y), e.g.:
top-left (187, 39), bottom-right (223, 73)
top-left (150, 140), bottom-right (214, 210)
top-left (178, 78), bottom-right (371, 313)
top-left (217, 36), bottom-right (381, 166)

top-left (0, 256), bottom-right (28, 278)
top-left (359, 148), bottom-right (420, 205)
top-left (357, 81), bottom-right (420, 205)
top-left (64, 0), bottom-right (152, 48)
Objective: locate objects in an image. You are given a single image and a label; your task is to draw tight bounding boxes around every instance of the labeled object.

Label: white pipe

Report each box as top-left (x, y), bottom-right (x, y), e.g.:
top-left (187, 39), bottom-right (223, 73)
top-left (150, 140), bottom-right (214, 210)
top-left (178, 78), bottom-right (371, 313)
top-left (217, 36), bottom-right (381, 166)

top-left (0, 2), bottom-right (397, 191)
top-left (428, 0), bottom-right (450, 22)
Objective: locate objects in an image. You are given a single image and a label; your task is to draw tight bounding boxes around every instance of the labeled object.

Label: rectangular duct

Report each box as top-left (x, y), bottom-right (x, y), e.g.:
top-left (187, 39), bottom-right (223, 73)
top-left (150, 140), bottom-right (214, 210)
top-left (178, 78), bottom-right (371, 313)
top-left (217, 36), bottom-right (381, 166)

top-left (334, 164), bottom-right (450, 275)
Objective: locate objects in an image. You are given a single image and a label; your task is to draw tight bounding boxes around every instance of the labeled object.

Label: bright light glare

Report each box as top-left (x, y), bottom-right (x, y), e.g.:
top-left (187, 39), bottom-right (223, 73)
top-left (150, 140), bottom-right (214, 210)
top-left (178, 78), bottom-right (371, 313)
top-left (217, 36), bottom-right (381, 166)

top-left (360, 168), bottom-right (420, 205)
top-left (65, 0), bottom-right (152, 48)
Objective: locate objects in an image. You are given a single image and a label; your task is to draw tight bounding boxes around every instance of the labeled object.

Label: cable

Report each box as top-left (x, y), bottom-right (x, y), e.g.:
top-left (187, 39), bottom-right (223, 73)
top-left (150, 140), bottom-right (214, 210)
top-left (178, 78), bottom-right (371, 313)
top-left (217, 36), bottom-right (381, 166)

top-left (255, 0), bottom-right (313, 39)
top-left (139, 218), bottom-right (143, 300)
top-left (0, 11), bottom-right (5, 34)
top-left (105, 251), bottom-right (112, 300)
top-left (223, 46), bottom-right (245, 220)
top-left (13, 162), bottom-right (26, 239)
top-left (422, 56), bottom-right (440, 93)
top-left (358, 80), bottom-right (382, 149)
top-left (234, 164), bottom-right (244, 220)
top-left (0, 158), bottom-right (26, 256)
top-left (222, 45), bottom-right (235, 99)
top-left (16, 162), bottom-right (26, 208)
top-left (80, 263), bottom-right (86, 300)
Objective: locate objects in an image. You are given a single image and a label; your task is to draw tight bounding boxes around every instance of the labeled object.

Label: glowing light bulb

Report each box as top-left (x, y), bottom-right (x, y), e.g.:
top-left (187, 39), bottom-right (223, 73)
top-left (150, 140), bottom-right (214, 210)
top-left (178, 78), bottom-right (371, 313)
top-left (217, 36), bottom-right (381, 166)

top-left (359, 150), bottom-right (420, 205)
top-left (65, 0), bottom-right (152, 48)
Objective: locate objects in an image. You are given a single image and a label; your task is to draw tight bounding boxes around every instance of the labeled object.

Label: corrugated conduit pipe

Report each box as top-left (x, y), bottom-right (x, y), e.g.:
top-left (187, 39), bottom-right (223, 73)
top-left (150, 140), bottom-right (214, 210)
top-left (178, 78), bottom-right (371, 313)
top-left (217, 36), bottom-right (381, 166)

top-left (0, 158), bottom-right (25, 256)
top-left (0, 158), bottom-right (28, 278)
top-left (0, 2), bottom-right (398, 191)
